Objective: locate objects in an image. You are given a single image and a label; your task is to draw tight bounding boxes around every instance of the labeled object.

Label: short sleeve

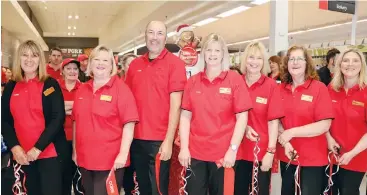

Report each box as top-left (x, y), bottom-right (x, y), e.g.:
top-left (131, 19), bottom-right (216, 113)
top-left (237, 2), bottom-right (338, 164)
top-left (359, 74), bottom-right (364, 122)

top-left (169, 59), bottom-right (187, 93)
top-left (181, 78), bottom-right (193, 111)
top-left (267, 82), bottom-right (285, 120)
top-left (314, 84), bottom-right (334, 121)
top-left (118, 82), bottom-right (139, 125)
top-left (232, 74), bottom-right (252, 113)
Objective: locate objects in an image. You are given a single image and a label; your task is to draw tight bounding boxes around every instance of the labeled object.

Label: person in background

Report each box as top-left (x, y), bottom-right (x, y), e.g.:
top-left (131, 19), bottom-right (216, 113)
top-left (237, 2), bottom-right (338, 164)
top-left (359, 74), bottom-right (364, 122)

top-left (119, 53), bottom-right (137, 80)
top-left (5, 68), bottom-right (12, 82)
top-left (235, 42), bottom-right (283, 195)
top-left (277, 45), bottom-right (334, 195)
top-left (46, 47), bottom-right (63, 80)
top-left (230, 66), bottom-right (243, 75)
top-left (268, 55), bottom-right (282, 82)
top-left (77, 54), bottom-right (91, 82)
top-left (72, 45), bottom-right (139, 195)
top-left (317, 48), bottom-right (340, 86)
top-left (327, 48), bottom-right (367, 195)
top-left (58, 58), bottom-right (84, 195)
top-left (2, 40), bottom-right (68, 195)
top-left (178, 33), bottom-right (251, 194)
top-left (125, 20), bottom-right (186, 195)
top-left (1, 68), bottom-right (7, 93)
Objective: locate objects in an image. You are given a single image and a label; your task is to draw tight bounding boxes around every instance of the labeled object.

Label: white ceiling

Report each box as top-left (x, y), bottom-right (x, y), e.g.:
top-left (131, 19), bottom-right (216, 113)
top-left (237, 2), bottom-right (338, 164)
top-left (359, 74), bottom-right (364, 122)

top-left (9, 1), bottom-right (367, 53)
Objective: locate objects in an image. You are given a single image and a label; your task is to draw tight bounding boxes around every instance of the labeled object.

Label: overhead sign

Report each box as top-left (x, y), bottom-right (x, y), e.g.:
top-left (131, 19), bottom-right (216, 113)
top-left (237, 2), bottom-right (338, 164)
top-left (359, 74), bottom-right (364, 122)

top-left (319, 0), bottom-right (356, 15)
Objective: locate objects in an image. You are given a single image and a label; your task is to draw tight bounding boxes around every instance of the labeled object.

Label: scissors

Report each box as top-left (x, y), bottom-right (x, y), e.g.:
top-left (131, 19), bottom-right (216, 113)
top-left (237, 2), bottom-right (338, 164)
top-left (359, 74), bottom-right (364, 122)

top-left (285, 150), bottom-right (299, 170)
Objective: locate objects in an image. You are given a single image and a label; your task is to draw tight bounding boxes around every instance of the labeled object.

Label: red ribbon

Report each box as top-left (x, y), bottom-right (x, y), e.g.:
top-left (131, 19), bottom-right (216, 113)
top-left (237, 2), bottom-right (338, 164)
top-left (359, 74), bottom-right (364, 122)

top-left (155, 154), bottom-right (163, 195)
top-left (106, 168), bottom-right (119, 195)
top-left (215, 159), bottom-right (235, 195)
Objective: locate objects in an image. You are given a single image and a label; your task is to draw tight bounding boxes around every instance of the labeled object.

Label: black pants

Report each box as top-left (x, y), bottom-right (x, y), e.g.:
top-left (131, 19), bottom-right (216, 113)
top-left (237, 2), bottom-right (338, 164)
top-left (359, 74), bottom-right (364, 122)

top-left (63, 141), bottom-right (84, 195)
top-left (280, 161), bottom-right (326, 195)
top-left (123, 165), bottom-right (135, 194)
top-left (131, 139), bottom-right (170, 195)
top-left (21, 157), bottom-right (63, 195)
top-left (325, 166), bottom-right (365, 195)
top-left (80, 168), bottom-right (124, 195)
top-left (186, 158), bottom-right (224, 195)
top-left (234, 160), bottom-right (271, 195)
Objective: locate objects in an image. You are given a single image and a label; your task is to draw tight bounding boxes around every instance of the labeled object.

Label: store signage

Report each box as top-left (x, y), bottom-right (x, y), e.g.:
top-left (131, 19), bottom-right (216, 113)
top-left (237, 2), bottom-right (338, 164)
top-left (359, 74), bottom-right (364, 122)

top-left (61, 48), bottom-right (84, 58)
top-left (319, 0), bottom-right (356, 15)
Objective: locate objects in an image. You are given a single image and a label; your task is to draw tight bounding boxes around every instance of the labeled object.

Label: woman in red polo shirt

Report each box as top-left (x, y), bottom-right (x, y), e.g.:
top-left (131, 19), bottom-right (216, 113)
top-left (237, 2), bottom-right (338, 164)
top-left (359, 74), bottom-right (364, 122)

top-left (327, 48), bottom-right (367, 195)
top-left (72, 45), bottom-right (139, 195)
top-left (58, 58), bottom-right (84, 195)
top-left (234, 42), bottom-right (284, 195)
top-left (268, 55), bottom-right (281, 83)
top-left (2, 40), bottom-right (68, 195)
top-left (178, 33), bottom-right (252, 195)
top-left (277, 45), bottom-right (334, 195)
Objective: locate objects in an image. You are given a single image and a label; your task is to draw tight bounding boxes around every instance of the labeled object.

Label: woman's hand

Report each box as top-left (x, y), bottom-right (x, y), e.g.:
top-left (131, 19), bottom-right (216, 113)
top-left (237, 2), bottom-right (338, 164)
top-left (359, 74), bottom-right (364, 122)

top-left (178, 148), bottom-right (191, 168)
top-left (11, 145), bottom-right (29, 165)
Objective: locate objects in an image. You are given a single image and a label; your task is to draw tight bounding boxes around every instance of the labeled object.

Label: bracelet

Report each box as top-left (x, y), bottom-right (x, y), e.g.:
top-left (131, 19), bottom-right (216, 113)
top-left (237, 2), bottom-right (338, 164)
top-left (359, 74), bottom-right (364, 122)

top-left (266, 147), bottom-right (276, 154)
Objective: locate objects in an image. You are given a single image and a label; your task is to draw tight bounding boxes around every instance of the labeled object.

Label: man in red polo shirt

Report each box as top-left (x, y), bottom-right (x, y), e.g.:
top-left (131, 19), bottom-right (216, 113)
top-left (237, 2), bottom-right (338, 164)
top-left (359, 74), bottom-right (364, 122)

top-left (77, 54), bottom-right (90, 82)
top-left (125, 20), bottom-right (187, 195)
top-left (46, 47), bottom-right (63, 80)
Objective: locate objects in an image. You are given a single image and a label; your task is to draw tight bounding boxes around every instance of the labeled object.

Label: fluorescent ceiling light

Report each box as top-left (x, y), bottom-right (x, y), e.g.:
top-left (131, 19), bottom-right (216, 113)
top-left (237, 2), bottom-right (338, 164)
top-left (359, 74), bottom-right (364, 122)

top-left (193, 18), bottom-right (218, 27)
top-left (217, 6), bottom-right (250, 18)
top-left (251, 0), bottom-right (270, 5)
top-left (68, 26), bottom-right (71, 30)
top-left (72, 32), bottom-right (75, 36)
top-left (118, 43), bottom-right (146, 56)
top-left (68, 15), bottom-right (72, 19)
top-left (227, 18), bottom-right (367, 46)
top-left (75, 15), bottom-right (79, 19)
top-left (74, 26), bottom-right (76, 30)
top-left (167, 31), bottom-right (176, 38)
top-left (68, 32), bottom-right (71, 36)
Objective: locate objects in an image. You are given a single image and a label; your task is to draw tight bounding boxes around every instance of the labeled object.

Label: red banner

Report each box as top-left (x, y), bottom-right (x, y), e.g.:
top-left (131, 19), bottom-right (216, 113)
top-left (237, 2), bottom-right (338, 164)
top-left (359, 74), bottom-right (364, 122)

top-left (106, 169), bottom-right (119, 195)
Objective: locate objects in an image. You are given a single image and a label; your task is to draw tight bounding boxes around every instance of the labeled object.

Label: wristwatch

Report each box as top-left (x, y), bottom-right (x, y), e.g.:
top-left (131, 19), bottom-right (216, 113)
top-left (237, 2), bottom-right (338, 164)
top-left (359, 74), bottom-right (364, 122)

top-left (230, 144), bottom-right (238, 152)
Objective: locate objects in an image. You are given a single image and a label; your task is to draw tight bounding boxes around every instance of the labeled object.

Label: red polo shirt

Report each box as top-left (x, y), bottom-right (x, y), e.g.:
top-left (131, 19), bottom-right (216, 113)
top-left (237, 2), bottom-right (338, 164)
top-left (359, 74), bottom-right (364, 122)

top-left (125, 48), bottom-right (186, 140)
top-left (329, 85), bottom-right (367, 172)
top-left (58, 79), bottom-right (81, 141)
top-left (72, 76), bottom-right (139, 170)
top-left (10, 78), bottom-right (57, 159)
top-left (47, 64), bottom-right (62, 80)
top-left (277, 79), bottom-right (334, 166)
top-left (181, 71), bottom-right (252, 161)
top-left (239, 75), bottom-right (284, 161)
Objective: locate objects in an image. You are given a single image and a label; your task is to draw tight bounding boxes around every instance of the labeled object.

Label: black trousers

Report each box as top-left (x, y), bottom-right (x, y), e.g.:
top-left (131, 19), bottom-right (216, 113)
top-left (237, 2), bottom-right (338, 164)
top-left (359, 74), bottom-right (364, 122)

top-left (63, 141), bottom-right (84, 195)
top-left (80, 167), bottom-right (124, 195)
top-left (234, 160), bottom-right (271, 195)
top-left (280, 161), bottom-right (326, 195)
top-left (21, 157), bottom-right (63, 195)
top-left (185, 158), bottom-right (225, 195)
top-left (131, 139), bottom-right (170, 195)
top-left (325, 166), bottom-right (365, 195)
top-left (123, 165), bottom-right (135, 194)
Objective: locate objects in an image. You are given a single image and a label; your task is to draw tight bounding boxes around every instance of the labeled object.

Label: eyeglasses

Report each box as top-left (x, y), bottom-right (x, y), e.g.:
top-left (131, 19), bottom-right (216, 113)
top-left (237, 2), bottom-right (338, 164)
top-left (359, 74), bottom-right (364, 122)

top-left (288, 57), bottom-right (306, 64)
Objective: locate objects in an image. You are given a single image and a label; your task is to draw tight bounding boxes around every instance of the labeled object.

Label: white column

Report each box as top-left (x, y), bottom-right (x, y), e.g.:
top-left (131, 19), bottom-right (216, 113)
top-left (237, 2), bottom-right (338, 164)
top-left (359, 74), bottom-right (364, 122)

top-left (269, 0), bottom-right (289, 56)
top-left (351, 1), bottom-right (358, 46)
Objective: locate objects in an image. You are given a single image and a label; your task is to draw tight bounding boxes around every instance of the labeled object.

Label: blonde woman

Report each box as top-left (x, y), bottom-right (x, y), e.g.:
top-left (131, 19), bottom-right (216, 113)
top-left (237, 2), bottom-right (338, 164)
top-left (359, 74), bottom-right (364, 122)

top-left (327, 48), bottom-right (367, 195)
top-left (72, 45), bottom-right (139, 195)
top-left (178, 33), bottom-right (252, 195)
top-left (235, 42), bottom-right (284, 195)
top-left (2, 40), bottom-right (67, 195)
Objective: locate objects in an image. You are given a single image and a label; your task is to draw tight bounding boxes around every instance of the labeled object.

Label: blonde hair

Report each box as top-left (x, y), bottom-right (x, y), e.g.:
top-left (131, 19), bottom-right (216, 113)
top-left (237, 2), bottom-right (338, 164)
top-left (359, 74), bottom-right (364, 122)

top-left (86, 45), bottom-right (117, 77)
top-left (12, 40), bottom-right (48, 82)
top-left (240, 41), bottom-right (270, 75)
top-left (331, 48), bottom-right (367, 91)
top-left (198, 33), bottom-right (230, 72)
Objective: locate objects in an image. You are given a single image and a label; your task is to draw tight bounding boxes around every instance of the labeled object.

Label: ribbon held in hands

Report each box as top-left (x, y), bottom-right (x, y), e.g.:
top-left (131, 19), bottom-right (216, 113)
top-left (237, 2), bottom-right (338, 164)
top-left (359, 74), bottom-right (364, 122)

top-left (215, 159), bottom-right (235, 195)
top-left (106, 168), bottom-right (119, 195)
top-left (12, 163), bottom-right (27, 195)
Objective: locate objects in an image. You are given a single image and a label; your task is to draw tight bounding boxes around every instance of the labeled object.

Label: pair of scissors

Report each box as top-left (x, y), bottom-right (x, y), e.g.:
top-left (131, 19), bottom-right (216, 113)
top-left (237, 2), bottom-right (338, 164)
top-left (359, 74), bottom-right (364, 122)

top-left (285, 150), bottom-right (299, 170)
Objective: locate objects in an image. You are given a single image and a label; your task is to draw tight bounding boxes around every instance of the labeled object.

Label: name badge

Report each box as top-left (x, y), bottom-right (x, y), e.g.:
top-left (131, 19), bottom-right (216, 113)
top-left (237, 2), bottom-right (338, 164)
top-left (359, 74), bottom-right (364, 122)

top-left (301, 94), bottom-right (313, 102)
top-left (219, 87), bottom-right (231, 94)
top-left (256, 97), bottom-right (268, 104)
top-left (43, 87), bottom-right (55, 96)
top-left (352, 100), bottom-right (364, 107)
top-left (100, 95), bottom-right (112, 102)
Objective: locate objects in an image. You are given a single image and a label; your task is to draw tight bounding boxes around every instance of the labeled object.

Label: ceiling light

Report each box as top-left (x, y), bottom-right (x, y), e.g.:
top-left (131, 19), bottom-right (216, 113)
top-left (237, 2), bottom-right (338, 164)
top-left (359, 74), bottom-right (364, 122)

top-left (44, 6), bottom-right (47, 10)
top-left (68, 26), bottom-right (71, 30)
top-left (217, 6), bottom-right (250, 18)
top-left (167, 31), bottom-right (176, 38)
top-left (75, 15), bottom-right (79, 19)
top-left (74, 26), bottom-right (76, 30)
top-left (193, 18), bottom-right (218, 27)
top-left (251, 0), bottom-right (270, 5)
top-left (72, 32), bottom-right (75, 36)
top-left (68, 32), bottom-right (71, 36)
top-left (68, 15), bottom-right (72, 19)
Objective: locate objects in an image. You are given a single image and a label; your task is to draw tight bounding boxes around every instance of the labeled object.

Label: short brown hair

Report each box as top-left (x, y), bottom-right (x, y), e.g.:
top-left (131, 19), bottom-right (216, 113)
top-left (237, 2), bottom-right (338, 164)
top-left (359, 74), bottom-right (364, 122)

top-left (12, 40), bottom-right (48, 82)
top-left (281, 45), bottom-right (319, 84)
top-left (50, 47), bottom-right (62, 54)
